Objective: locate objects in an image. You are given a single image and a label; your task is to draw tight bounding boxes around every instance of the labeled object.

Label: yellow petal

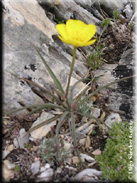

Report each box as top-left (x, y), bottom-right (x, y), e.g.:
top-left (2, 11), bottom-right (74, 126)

top-left (66, 19), bottom-right (87, 37)
top-left (58, 35), bottom-right (72, 45)
top-left (77, 39), bottom-right (96, 47)
top-left (56, 24), bottom-right (68, 39)
top-left (80, 24), bottom-right (96, 42)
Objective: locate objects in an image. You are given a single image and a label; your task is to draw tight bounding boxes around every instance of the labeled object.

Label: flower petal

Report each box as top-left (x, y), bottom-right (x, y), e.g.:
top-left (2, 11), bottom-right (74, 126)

top-left (58, 35), bottom-right (72, 45)
top-left (66, 19), bottom-right (87, 37)
top-left (79, 39), bottom-right (96, 47)
top-left (80, 24), bottom-right (96, 42)
top-left (56, 24), bottom-right (68, 39)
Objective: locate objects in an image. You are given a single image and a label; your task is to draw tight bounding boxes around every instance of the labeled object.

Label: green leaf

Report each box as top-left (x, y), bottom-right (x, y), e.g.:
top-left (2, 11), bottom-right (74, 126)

top-left (79, 75), bottom-right (134, 107)
top-left (29, 103), bottom-right (65, 115)
top-left (5, 103), bottom-right (64, 116)
top-left (55, 111), bottom-right (69, 136)
top-left (70, 112), bottom-right (77, 147)
top-left (34, 46), bottom-right (65, 94)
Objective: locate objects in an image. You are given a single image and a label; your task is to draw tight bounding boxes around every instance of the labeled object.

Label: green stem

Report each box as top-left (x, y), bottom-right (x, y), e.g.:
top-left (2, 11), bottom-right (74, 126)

top-left (65, 47), bottom-right (77, 99)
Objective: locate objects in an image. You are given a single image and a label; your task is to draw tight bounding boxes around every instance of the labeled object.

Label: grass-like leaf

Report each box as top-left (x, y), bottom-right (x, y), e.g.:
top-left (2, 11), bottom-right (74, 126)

top-left (29, 103), bottom-right (65, 115)
top-left (79, 75), bottom-right (134, 107)
top-left (6, 103), bottom-right (64, 116)
top-left (35, 46), bottom-right (65, 94)
top-left (55, 111), bottom-right (69, 136)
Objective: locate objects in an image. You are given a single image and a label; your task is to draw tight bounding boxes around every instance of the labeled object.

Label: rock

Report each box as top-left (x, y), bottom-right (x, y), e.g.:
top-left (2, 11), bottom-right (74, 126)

top-left (79, 138), bottom-right (86, 146)
top-left (31, 160), bottom-right (40, 175)
top-left (80, 153), bottom-right (95, 163)
top-left (3, 163), bottom-right (15, 181)
top-left (2, 150), bottom-right (10, 159)
top-left (81, 116), bottom-right (88, 123)
top-left (30, 112), bottom-right (57, 139)
top-left (16, 128), bottom-right (29, 148)
top-left (82, 124), bottom-right (95, 135)
top-left (3, 160), bottom-right (15, 170)
top-left (72, 156), bottom-right (80, 164)
top-left (123, 3), bottom-right (134, 20)
top-left (92, 149), bottom-right (101, 156)
top-left (38, 168), bottom-right (54, 181)
top-left (3, 0), bottom-right (91, 114)
top-left (90, 108), bottom-right (101, 118)
top-left (95, 0), bottom-right (131, 16)
top-left (63, 140), bottom-right (71, 151)
top-left (5, 144), bottom-right (14, 152)
top-left (105, 113), bottom-right (122, 128)
top-left (73, 168), bottom-right (102, 181)
top-left (94, 51), bottom-right (134, 120)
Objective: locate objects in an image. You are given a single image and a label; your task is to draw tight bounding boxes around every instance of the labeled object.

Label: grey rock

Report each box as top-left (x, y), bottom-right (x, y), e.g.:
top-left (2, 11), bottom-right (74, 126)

top-left (73, 168), bottom-right (102, 182)
top-left (105, 113), bottom-right (122, 128)
top-left (96, 0), bottom-right (131, 16)
top-left (38, 168), bottom-right (53, 181)
top-left (16, 128), bottom-right (29, 148)
top-left (123, 3), bottom-right (134, 20)
top-left (31, 160), bottom-right (40, 175)
top-left (90, 108), bottom-right (101, 118)
top-left (3, 0), bottom-right (89, 114)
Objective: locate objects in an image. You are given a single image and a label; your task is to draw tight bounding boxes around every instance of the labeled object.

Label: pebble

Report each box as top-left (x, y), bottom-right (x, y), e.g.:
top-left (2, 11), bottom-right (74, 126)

top-left (90, 108), bottom-right (101, 118)
top-left (80, 153), bottom-right (95, 163)
top-left (3, 160), bottom-right (15, 170)
top-left (73, 168), bottom-right (102, 181)
top-left (30, 112), bottom-right (57, 140)
top-left (38, 168), bottom-right (54, 181)
top-left (105, 113), bottom-right (122, 128)
top-left (6, 144), bottom-right (14, 152)
top-left (92, 149), bottom-right (102, 156)
top-left (31, 160), bottom-right (40, 175)
top-left (79, 138), bottom-right (86, 146)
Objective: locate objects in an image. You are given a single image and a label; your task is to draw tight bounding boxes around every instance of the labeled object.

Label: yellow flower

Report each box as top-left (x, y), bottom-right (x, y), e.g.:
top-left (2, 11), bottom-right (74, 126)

top-left (56, 19), bottom-right (96, 47)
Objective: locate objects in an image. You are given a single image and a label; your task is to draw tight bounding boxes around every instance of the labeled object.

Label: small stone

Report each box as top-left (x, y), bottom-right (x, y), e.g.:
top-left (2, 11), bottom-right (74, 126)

top-left (30, 112), bottom-right (57, 139)
top-left (63, 140), bottom-right (71, 151)
top-left (81, 117), bottom-right (88, 123)
top-left (3, 164), bottom-right (15, 181)
top-left (31, 160), bottom-right (40, 175)
top-left (73, 168), bottom-right (102, 181)
top-left (80, 153), bottom-right (95, 163)
top-left (105, 113), bottom-right (122, 128)
top-left (92, 149), bottom-right (101, 156)
top-left (79, 138), bottom-right (86, 146)
top-left (38, 168), bottom-right (53, 181)
top-left (13, 138), bottom-right (19, 148)
top-left (6, 144), bottom-right (14, 152)
top-left (72, 156), bottom-right (80, 164)
top-left (3, 160), bottom-right (15, 170)
top-left (90, 108), bottom-right (101, 118)
top-left (2, 150), bottom-right (10, 159)
top-left (17, 128), bottom-right (29, 148)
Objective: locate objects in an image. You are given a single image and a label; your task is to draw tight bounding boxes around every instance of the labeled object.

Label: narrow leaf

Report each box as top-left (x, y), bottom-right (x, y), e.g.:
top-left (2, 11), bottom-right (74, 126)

top-left (34, 46), bottom-right (64, 94)
top-left (55, 111), bottom-right (69, 136)
top-left (29, 103), bottom-right (64, 115)
top-left (79, 75), bottom-right (135, 107)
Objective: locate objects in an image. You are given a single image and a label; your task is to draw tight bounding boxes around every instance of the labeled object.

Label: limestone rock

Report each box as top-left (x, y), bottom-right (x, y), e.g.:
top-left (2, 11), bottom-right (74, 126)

top-left (3, 0), bottom-right (89, 114)
top-left (105, 113), bottom-right (122, 128)
top-left (30, 112), bottom-right (57, 139)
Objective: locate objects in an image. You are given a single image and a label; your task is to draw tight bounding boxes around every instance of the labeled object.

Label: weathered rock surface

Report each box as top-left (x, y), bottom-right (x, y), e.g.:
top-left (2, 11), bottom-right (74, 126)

top-left (3, 0), bottom-right (90, 113)
top-left (3, 0), bottom-right (134, 121)
top-left (94, 47), bottom-right (134, 120)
